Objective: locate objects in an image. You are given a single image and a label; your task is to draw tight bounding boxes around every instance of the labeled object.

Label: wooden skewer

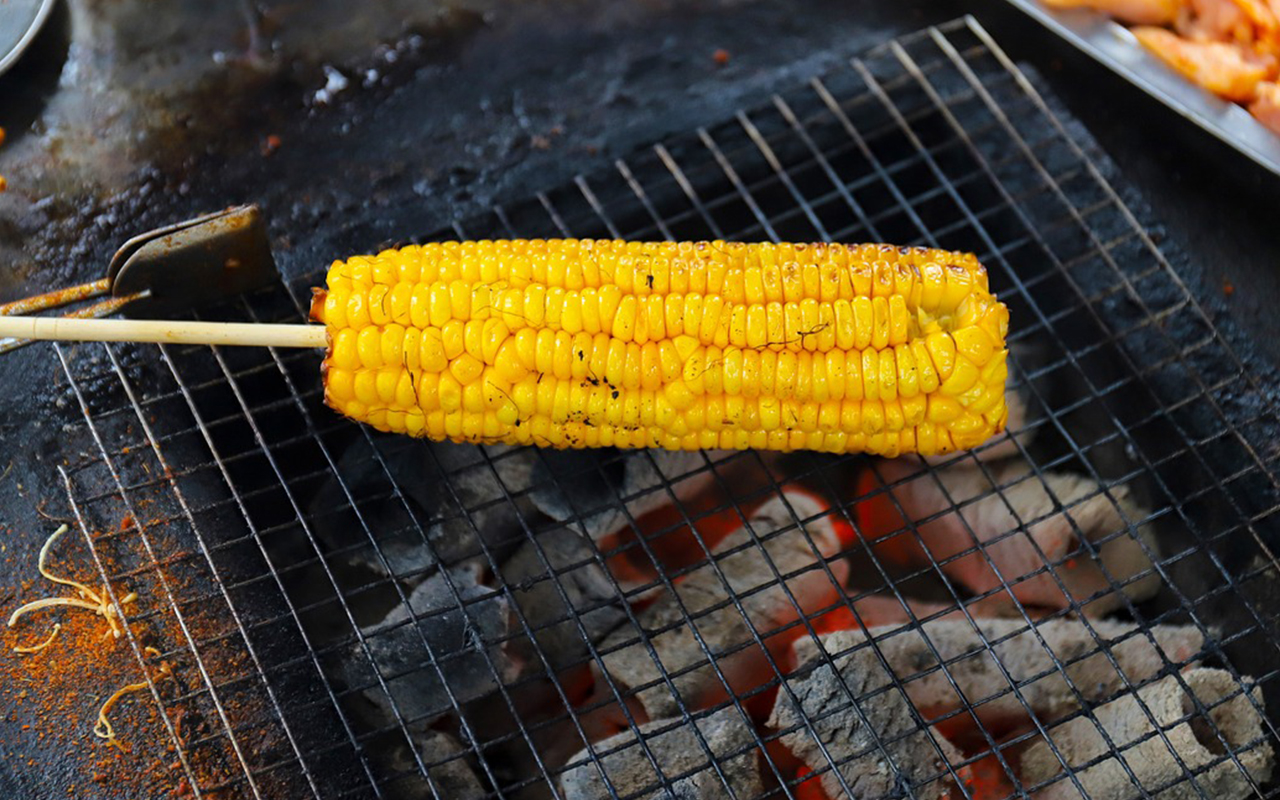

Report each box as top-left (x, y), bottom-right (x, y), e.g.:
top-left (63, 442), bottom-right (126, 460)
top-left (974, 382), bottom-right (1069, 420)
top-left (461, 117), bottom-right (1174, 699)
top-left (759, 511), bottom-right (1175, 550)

top-left (0, 316), bottom-right (328, 349)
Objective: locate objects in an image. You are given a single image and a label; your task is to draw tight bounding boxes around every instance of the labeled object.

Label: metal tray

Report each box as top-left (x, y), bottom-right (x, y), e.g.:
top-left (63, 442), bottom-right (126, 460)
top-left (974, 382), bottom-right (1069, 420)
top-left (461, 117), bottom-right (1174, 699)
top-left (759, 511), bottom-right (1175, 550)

top-left (1002, 0), bottom-right (1280, 176)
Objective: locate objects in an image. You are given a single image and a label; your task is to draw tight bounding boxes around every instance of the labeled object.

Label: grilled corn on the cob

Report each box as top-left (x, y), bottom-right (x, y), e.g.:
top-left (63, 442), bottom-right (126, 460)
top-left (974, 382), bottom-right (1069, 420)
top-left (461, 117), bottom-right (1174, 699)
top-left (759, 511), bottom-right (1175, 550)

top-left (310, 239), bottom-right (1008, 456)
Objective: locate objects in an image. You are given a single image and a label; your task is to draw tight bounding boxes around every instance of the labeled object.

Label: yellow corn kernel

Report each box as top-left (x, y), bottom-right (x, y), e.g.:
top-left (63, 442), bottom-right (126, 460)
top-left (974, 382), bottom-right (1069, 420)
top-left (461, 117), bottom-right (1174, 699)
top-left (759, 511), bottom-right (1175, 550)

top-left (941, 357), bottom-right (980, 397)
top-left (870, 296), bottom-right (890, 350)
top-left (562, 291), bottom-right (584, 334)
top-left (357, 326), bottom-right (383, 368)
top-left (810, 350), bottom-right (829, 403)
top-left (795, 351), bottom-right (813, 402)
top-left (952, 325), bottom-right (995, 366)
top-left (928, 396), bottom-right (962, 424)
top-left (450, 354), bottom-right (484, 385)
top-left (326, 368), bottom-right (354, 404)
top-left (925, 330), bottom-right (956, 381)
top-left (381, 325), bottom-right (405, 370)
top-left (331, 328), bottom-right (360, 371)
top-left (895, 343), bottom-right (918, 398)
top-left (852, 296), bottom-right (873, 350)
top-left (879, 347), bottom-right (898, 402)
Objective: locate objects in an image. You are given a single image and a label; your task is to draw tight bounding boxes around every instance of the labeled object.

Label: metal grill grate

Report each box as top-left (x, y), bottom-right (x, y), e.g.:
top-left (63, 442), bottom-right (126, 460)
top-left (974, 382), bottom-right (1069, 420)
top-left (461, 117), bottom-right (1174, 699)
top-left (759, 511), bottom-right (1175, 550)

top-left (46, 16), bottom-right (1280, 800)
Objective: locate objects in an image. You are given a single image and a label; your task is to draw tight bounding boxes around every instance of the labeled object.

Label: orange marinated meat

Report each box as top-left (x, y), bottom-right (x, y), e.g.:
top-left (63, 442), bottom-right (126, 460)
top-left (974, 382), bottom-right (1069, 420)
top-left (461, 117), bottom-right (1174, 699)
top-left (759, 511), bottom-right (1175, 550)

top-left (1134, 26), bottom-right (1275, 100)
top-left (1041, 0), bottom-right (1182, 24)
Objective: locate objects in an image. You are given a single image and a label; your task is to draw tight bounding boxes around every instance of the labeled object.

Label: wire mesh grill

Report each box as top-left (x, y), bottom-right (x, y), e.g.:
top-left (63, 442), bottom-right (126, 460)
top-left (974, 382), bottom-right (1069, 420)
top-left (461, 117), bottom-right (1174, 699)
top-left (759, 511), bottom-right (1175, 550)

top-left (45, 16), bottom-right (1280, 800)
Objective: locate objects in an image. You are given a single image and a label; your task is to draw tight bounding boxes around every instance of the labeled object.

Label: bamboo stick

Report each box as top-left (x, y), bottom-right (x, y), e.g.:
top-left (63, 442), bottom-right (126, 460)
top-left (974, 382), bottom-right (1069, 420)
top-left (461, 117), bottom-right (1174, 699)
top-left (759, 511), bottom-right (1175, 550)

top-left (0, 316), bottom-right (328, 349)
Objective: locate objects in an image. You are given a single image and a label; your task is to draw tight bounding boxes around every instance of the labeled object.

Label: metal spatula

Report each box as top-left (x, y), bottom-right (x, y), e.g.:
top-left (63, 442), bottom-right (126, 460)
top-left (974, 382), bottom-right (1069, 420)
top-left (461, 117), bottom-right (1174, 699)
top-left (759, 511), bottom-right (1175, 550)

top-left (0, 205), bottom-right (280, 353)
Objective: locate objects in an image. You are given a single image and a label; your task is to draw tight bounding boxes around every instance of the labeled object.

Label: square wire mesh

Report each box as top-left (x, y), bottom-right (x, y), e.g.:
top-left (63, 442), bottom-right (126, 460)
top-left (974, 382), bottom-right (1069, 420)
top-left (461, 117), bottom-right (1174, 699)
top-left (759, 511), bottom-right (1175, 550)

top-left (44, 15), bottom-right (1280, 800)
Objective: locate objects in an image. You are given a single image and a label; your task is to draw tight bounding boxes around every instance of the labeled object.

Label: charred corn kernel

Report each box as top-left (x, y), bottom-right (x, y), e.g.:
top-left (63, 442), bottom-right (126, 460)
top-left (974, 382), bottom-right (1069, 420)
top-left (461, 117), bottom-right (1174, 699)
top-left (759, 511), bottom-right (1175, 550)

top-left (315, 239), bottom-right (1007, 455)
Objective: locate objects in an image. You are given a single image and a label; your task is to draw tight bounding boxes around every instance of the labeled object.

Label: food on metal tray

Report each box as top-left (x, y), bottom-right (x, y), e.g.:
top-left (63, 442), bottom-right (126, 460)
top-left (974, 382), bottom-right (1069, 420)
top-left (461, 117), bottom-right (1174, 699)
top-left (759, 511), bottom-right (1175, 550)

top-left (311, 239), bottom-right (1010, 456)
top-left (1249, 79), bottom-right (1280, 129)
top-left (1133, 26), bottom-right (1276, 101)
top-left (1044, 0), bottom-right (1280, 134)
top-left (1040, 0), bottom-right (1182, 25)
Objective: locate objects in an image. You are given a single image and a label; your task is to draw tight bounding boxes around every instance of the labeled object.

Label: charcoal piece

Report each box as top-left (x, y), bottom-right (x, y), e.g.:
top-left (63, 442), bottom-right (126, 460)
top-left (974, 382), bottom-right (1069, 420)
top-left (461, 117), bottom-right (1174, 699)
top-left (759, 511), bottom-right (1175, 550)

top-left (772, 618), bottom-right (1206, 800)
top-left (559, 707), bottom-right (763, 800)
top-left (1022, 668), bottom-right (1273, 800)
top-left (387, 729), bottom-right (486, 800)
top-left (423, 441), bottom-right (538, 562)
top-left (311, 437), bottom-right (536, 579)
top-left (531, 449), bottom-right (723, 540)
top-left (597, 491), bottom-right (849, 719)
top-left (501, 524), bottom-right (639, 674)
top-left (346, 562), bottom-right (519, 726)
top-left (772, 642), bottom-right (964, 800)
top-left (873, 456), bottom-right (1160, 616)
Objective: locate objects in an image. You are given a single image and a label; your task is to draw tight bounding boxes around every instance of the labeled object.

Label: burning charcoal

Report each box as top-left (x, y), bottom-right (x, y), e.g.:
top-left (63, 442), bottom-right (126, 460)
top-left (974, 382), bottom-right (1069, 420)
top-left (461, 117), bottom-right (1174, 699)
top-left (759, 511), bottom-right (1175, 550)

top-left (311, 437), bottom-right (537, 578)
top-left (594, 491), bottom-right (850, 721)
top-left (531, 449), bottom-right (725, 540)
top-left (858, 457), bottom-right (1160, 616)
top-left (344, 562), bottom-right (520, 726)
top-left (560, 706), bottom-right (764, 800)
top-left (1022, 668), bottom-right (1273, 800)
top-left (501, 524), bottom-right (640, 675)
top-left (772, 618), bottom-right (1206, 800)
top-left (773, 645), bottom-right (964, 800)
top-left (811, 593), bottom-right (965, 636)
